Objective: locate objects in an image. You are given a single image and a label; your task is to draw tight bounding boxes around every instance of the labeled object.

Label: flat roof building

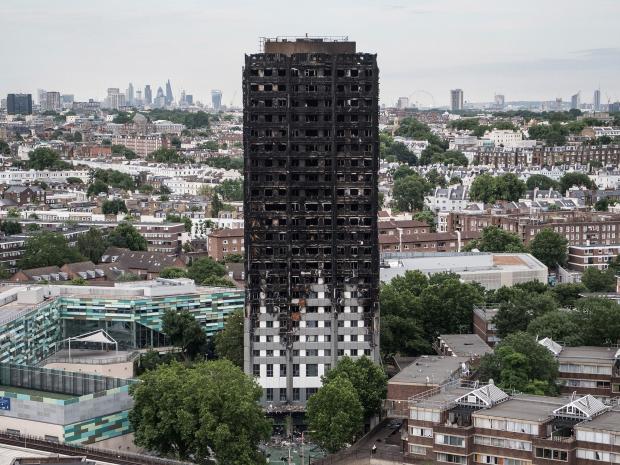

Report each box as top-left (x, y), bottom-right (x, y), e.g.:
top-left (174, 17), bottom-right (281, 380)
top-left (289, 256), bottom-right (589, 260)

top-left (381, 252), bottom-right (548, 290)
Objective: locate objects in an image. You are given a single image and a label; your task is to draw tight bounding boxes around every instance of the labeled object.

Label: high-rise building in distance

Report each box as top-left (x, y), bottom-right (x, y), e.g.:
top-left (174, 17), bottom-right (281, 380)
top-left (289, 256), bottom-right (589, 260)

top-left (451, 89), bottom-right (464, 111)
top-left (155, 87), bottom-right (166, 108)
top-left (397, 96), bottom-right (409, 109)
top-left (594, 89), bottom-right (601, 111)
top-left (243, 37), bottom-right (380, 407)
top-left (144, 85), bottom-right (152, 105)
top-left (7, 94), bottom-right (33, 115)
top-left (127, 83), bottom-right (134, 105)
top-left (37, 89), bottom-right (47, 106)
top-left (44, 91), bottom-right (61, 112)
top-left (494, 94), bottom-right (505, 108)
top-left (571, 91), bottom-right (581, 110)
top-left (106, 88), bottom-right (125, 109)
top-left (165, 80), bottom-right (173, 106)
top-left (211, 89), bottom-right (222, 111)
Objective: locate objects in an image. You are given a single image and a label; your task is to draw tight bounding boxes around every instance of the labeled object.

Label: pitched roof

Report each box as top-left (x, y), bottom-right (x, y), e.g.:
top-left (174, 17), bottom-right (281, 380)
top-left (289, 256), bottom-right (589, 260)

top-left (553, 394), bottom-right (609, 420)
top-left (538, 337), bottom-right (563, 356)
top-left (100, 246), bottom-right (185, 273)
top-left (455, 383), bottom-right (509, 408)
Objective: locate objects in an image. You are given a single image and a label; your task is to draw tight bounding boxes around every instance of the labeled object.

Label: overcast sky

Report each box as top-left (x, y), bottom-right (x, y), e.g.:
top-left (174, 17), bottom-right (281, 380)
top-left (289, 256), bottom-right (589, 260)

top-left (1, 0), bottom-right (619, 107)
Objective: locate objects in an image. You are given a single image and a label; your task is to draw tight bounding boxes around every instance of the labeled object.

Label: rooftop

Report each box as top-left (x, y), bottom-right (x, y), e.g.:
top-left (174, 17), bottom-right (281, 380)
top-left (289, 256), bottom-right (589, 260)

top-left (558, 346), bottom-right (619, 364)
top-left (438, 334), bottom-right (493, 357)
top-left (575, 410), bottom-right (620, 433)
top-left (473, 395), bottom-right (566, 422)
top-left (389, 355), bottom-right (468, 386)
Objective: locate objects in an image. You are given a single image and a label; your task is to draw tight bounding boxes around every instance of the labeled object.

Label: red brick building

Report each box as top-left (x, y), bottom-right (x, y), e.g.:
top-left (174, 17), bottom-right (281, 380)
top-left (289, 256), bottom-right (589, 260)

top-left (207, 228), bottom-right (244, 261)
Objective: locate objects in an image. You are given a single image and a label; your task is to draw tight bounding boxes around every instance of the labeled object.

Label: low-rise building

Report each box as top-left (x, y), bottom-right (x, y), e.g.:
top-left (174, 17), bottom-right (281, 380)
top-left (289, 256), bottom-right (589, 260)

top-left (381, 252), bottom-right (548, 290)
top-left (3, 186), bottom-right (46, 205)
top-left (206, 228), bottom-right (244, 261)
top-left (567, 244), bottom-right (620, 271)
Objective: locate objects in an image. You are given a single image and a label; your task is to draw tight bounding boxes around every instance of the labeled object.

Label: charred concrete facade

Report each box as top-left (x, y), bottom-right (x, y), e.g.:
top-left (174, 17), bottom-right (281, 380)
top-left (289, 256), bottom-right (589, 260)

top-left (243, 38), bottom-right (380, 406)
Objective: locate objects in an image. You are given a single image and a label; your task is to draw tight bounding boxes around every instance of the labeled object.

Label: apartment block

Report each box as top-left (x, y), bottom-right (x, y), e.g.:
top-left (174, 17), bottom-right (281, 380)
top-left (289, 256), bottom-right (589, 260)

top-left (110, 133), bottom-right (166, 157)
top-left (207, 228), bottom-right (244, 261)
top-left (403, 381), bottom-right (620, 465)
top-left (243, 37), bottom-right (380, 406)
top-left (567, 245), bottom-right (620, 272)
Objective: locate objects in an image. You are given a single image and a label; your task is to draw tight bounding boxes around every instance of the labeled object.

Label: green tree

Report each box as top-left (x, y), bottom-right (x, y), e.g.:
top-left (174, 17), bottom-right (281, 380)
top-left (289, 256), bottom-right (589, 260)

top-left (526, 174), bottom-right (559, 190)
top-left (147, 148), bottom-right (184, 164)
top-left (425, 169), bottom-right (446, 187)
top-left (26, 147), bottom-right (71, 170)
top-left (550, 283), bottom-right (585, 307)
top-left (493, 290), bottom-right (558, 337)
top-left (392, 164), bottom-right (415, 180)
top-left (166, 213), bottom-right (193, 233)
top-left (558, 172), bottom-right (596, 194)
top-left (527, 311), bottom-right (584, 345)
top-left (572, 298), bottom-right (620, 345)
top-left (214, 309), bottom-right (244, 368)
top-left (469, 173), bottom-right (498, 204)
top-left (477, 332), bottom-right (558, 395)
top-left (581, 267), bottom-right (616, 292)
top-left (392, 174), bottom-right (431, 211)
top-left (159, 267), bottom-right (188, 279)
top-left (129, 360), bottom-right (270, 464)
top-left (464, 226), bottom-right (525, 252)
top-left (211, 193), bottom-right (224, 217)
top-left (77, 227), bottom-right (108, 263)
top-left (306, 376), bottom-right (363, 453)
top-left (215, 179), bottom-right (243, 202)
top-left (432, 150), bottom-right (468, 166)
top-left (222, 253), bottom-right (244, 263)
top-left (108, 223), bottom-right (148, 251)
top-left (162, 310), bottom-right (207, 359)
top-left (87, 179), bottom-right (109, 197)
top-left (102, 199), bottom-right (128, 215)
top-left (187, 257), bottom-right (227, 283)
top-left (111, 144), bottom-right (137, 160)
top-left (66, 177), bottom-right (83, 185)
top-left (0, 220), bottom-right (22, 235)
top-left (413, 210), bottom-right (435, 232)
top-left (113, 112), bottom-right (132, 124)
top-left (529, 228), bottom-right (568, 268)
top-left (595, 198), bottom-right (610, 211)
top-left (322, 356), bottom-right (387, 421)
top-left (19, 231), bottom-right (84, 268)
top-left (202, 156), bottom-right (243, 171)
top-left (91, 168), bottom-right (135, 191)
top-left (0, 140), bottom-right (10, 155)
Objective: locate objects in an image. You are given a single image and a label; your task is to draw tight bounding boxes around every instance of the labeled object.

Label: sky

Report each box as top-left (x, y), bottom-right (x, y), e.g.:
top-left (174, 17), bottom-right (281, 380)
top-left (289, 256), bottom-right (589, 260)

top-left (1, 0), bottom-right (619, 108)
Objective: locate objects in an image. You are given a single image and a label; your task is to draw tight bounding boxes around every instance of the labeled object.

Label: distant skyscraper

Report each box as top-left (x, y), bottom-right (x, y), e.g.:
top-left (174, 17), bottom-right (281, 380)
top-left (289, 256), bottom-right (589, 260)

top-left (127, 83), bottom-right (134, 105)
top-left (451, 89), bottom-right (464, 111)
top-left (397, 96), bottom-right (409, 109)
top-left (155, 87), bottom-right (166, 108)
top-left (494, 94), bottom-right (505, 108)
top-left (554, 98), bottom-right (563, 111)
top-left (106, 88), bottom-right (125, 109)
top-left (571, 92), bottom-right (581, 110)
top-left (144, 85), bottom-right (152, 105)
top-left (61, 94), bottom-right (74, 109)
top-left (185, 94), bottom-right (193, 105)
top-left (45, 92), bottom-right (61, 112)
top-left (211, 89), bottom-right (222, 111)
top-left (594, 89), bottom-right (601, 111)
top-left (7, 94), bottom-right (33, 115)
top-left (179, 90), bottom-right (186, 106)
top-left (165, 80), bottom-right (173, 106)
top-left (37, 89), bottom-right (47, 106)
top-left (135, 90), bottom-right (143, 105)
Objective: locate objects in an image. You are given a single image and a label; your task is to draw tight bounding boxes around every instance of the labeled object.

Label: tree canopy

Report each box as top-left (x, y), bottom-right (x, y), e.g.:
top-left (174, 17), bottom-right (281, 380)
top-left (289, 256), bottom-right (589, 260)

top-left (477, 332), bottom-right (559, 395)
top-left (102, 199), bottom-right (128, 215)
top-left (558, 172), bottom-right (596, 194)
top-left (581, 267), bottom-right (616, 292)
top-left (469, 173), bottom-right (526, 204)
top-left (162, 310), bottom-right (207, 360)
top-left (529, 228), bottom-right (568, 268)
top-left (463, 225), bottom-right (525, 252)
top-left (26, 147), bottom-right (71, 171)
top-left (214, 309), bottom-right (244, 368)
top-left (306, 376), bottom-right (363, 453)
top-left (77, 227), bottom-right (108, 263)
top-left (129, 360), bottom-right (270, 465)
top-left (322, 356), bottom-right (387, 422)
top-left (392, 174), bottom-right (431, 211)
top-left (526, 174), bottom-right (559, 190)
top-left (147, 148), bottom-right (185, 164)
top-left (107, 223), bottom-right (148, 251)
top-left (380, 271), bottom-right (484, 356)
top-left (19, 231), bottom-right (84, 269)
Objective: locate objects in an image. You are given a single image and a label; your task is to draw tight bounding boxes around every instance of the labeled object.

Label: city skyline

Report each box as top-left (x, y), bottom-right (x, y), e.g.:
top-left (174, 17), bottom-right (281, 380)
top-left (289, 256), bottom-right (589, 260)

top-left (1, 0), bottom-right (619, 107)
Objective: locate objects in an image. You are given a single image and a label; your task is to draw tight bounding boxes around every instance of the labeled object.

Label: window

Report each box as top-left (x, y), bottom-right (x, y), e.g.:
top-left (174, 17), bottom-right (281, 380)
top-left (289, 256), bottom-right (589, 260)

top-left (280, 364), bottom-right (287, 377)
top-left (293, 364), bottom-right (300, 377)
top-left (474, 436), bottom-right (531, 451)
top-left (279, 388), bottom-right (287, 401)
top-left (436, 434), bottom-right (465, 447)
top-left (409, 445), bottom-right (426, 455)
top-left (266, 388), bottom-right (273, 401)
top-left (293, 388), bottom-right (300, 401)
top-left (306, 364), bottom-right (318, 376)
top-left (536, 448), bottom-right (568, 461)
top-left (306, 388), bottom-right (318, 399)
top-left (253, 364), bottom-right (260, 376)
top-left (410, 427), bottom-right (433, 438)
top-left (437, 453), bottom-right (466, 464)
top-left (266, 364), bottom-right (273, 377)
